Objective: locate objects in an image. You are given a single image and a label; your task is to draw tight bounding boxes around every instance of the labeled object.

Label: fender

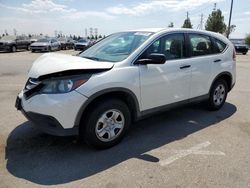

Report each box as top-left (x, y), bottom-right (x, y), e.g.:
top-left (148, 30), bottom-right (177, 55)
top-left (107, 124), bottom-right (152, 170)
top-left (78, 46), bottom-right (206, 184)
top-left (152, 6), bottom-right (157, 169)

top-left (74, 87), bottom-right (141, 126)
top-left (209, 71), bottom-right (233, 93)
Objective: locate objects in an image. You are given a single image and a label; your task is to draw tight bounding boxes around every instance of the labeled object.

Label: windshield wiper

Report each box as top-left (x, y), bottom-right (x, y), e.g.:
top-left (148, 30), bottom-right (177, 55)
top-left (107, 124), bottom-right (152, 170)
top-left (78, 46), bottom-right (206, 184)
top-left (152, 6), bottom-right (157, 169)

top-left (82, 56), bottom-right (101, 61)
top-left (82, 56), bottom-right (113, 62)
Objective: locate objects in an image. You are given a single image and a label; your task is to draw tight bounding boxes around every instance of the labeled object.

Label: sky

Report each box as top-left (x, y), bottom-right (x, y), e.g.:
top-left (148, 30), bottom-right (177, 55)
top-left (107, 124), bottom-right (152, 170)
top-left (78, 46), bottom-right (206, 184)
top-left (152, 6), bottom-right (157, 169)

top-left (0, 0), bottom-right (249, 38)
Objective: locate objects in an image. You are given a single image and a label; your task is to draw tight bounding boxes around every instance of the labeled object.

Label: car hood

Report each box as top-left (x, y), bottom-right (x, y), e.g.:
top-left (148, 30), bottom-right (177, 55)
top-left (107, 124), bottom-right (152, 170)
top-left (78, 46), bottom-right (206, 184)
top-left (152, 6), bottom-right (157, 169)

top-left (234, 44), bottom-right (248, 48)
top-left (31, 42), bottom-right (49, 46)
top-left (0, 40), bottom-right (14, 43)
top-left (28, 53), bottom-right (114, 78)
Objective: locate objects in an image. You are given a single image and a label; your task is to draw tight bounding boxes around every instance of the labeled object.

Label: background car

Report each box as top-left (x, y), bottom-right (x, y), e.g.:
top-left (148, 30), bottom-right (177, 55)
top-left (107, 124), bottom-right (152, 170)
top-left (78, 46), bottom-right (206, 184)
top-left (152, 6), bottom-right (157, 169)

top-left (0, 35), bottom-right (31, 52)
top-left (230, 39), bottom-right (248, 55)
top-left (30, 38), bottom-right (61, 52)
top-left (58, 37), bottom-right (75, 50)
top-left (74, 38), bottom-right (90, 51)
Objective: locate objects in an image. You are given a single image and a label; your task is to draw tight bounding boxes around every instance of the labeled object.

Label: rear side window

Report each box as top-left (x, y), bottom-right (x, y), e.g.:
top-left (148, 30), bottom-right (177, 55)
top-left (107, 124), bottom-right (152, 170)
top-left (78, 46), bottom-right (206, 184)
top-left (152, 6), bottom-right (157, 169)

top-left (189, 34), bottom-right (213, 56)
top-left (213, 38), bottom-right (227, 53)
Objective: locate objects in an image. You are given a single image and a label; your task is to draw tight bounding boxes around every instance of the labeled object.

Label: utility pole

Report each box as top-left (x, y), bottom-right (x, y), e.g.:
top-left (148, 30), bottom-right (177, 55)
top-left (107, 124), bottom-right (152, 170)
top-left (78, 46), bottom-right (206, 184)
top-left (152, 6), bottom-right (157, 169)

top-left (197, 14), bottom-right (204, 30)
top-left (227, 0), bottom-right (233, 38)
top-left (85, 28), bottom-right (88, 37)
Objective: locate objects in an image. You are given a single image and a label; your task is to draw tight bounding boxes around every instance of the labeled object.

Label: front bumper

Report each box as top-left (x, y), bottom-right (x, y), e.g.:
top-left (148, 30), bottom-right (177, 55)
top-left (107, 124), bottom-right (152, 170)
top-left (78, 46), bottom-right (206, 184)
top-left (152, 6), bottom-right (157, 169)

top-left (74, 45), bottom-right (87, 51)
top-left (0, 45), bottom-right (11, 51)
top-left (30, 46), bottom-right (49, 51)
top-left (15, 90), bottom-right (88, 136)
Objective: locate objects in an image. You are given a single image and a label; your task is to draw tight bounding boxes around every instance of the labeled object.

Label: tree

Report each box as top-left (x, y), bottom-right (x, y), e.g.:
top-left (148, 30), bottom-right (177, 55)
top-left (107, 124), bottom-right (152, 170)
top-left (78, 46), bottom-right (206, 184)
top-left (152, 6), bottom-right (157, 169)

top-left (168, 22), bottom-right (174, 28)
top-left (182, 12), bottom-right (192, 28)
top-left (205, 9), bottom-right (226, 34)
top-left (245, 33), bottom-right (250, 46)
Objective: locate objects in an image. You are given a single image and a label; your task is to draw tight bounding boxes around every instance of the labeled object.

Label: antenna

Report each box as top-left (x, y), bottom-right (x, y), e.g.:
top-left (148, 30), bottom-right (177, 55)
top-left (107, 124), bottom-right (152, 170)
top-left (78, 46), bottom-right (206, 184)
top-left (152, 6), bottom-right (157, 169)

top-left (213, 3), bottom-right (217, 11)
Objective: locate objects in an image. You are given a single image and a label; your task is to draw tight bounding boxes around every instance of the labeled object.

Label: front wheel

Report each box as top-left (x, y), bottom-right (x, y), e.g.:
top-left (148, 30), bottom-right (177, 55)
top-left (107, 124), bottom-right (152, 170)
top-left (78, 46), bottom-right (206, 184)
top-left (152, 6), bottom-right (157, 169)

top-left (11, 45), bottom-right (17, 52)
top-left (207, 79), bottom-right (228, 111)
top-left (80, 99), bottom-right (131, 149)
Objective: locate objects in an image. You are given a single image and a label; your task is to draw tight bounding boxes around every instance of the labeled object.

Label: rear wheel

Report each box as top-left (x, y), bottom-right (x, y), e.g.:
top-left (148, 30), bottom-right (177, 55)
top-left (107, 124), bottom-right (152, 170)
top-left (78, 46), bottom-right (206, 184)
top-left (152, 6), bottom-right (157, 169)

top-left (11, 45), bottom-right (17, 52)
top-left (207, 79), bottom-right (228, 111)
top-left (243, 52), bottom-right (247, 55)
top-left (80, 99), bottom-right (131, 149)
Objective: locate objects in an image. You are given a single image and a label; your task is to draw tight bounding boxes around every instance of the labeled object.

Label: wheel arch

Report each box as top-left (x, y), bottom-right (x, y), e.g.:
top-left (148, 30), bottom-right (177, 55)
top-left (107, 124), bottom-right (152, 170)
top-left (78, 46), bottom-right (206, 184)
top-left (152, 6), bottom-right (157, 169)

top-left (209, 72), bottom-right (233, 93)
top-left (74, 88), bottom-right (141, 128)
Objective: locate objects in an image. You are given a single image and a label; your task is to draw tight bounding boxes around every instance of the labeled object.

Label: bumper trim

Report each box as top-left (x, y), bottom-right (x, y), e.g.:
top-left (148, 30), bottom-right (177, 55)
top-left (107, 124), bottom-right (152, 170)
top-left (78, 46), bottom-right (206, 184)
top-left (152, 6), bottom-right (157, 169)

top-left (16, 97), bottom-right (79, 136)
top-left (22, 110), bottom-right (79, 136)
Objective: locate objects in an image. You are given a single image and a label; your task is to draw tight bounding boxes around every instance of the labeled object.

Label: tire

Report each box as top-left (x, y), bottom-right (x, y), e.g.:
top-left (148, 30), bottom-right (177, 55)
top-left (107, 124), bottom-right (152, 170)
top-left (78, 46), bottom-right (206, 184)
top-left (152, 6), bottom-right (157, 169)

top-left (243, 52), bottom-right (247, 55)
top-left (27, 45), bottom-right (31, 51)
top-left (31, 50), bottom-right (35, 53)
top-left (80, 99), bottom-right (131, 149)
top-left (207, 79), bottom-right (228, 111)
top-left (11, 45), bottom-right (17, 52)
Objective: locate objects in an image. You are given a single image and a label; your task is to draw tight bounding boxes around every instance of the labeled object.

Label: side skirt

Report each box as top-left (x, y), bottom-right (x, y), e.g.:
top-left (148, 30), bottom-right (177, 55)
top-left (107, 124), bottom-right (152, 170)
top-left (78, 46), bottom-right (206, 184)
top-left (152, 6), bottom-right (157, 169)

top-left (136, 94), bottom-right (209, 120)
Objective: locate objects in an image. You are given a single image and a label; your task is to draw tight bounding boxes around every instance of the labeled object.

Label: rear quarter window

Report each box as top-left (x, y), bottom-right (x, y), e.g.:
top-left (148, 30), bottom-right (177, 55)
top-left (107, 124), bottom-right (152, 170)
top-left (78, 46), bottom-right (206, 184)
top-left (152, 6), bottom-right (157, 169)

top-left (213, 38), bottom-right (227, 53)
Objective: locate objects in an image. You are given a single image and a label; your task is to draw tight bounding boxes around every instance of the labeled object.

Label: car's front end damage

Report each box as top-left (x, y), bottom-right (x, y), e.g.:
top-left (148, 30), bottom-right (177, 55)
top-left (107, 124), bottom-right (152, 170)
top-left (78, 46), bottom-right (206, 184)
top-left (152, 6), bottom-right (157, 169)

top-left (15, 53), bottom-right (114, 136)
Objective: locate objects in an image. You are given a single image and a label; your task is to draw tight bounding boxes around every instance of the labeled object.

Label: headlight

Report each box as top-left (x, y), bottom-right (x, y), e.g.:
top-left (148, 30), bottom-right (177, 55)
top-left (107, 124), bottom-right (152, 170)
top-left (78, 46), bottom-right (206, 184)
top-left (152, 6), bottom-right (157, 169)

top-left (40, 76), bottom-right (90, 94)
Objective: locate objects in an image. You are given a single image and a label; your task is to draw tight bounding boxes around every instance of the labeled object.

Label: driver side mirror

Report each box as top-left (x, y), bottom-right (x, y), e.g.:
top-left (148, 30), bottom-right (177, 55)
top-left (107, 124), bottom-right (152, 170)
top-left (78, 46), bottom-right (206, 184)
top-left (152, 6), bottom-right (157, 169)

top-left (135, 53), bottom-right (166, 65)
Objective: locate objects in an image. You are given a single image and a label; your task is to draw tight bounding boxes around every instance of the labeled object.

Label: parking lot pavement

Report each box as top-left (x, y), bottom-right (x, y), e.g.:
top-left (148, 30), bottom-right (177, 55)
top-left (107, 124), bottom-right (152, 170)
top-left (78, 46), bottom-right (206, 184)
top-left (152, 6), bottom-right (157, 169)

top-left (0, 51), bottom-right (250, 188)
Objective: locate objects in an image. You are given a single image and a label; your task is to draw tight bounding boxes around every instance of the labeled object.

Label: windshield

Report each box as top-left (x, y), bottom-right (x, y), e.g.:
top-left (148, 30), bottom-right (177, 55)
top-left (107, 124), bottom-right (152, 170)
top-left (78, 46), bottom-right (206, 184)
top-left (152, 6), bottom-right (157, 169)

top-left (78, 39), bottom-right (88, 43)
top-left (37, 38), bottom-right (50, 42)
top-left (58, 38), bottom-right (66, 42)
top-left (80, 31), bottom-right (153, 62)
top-left (0, 36), bottom-right (16, 41)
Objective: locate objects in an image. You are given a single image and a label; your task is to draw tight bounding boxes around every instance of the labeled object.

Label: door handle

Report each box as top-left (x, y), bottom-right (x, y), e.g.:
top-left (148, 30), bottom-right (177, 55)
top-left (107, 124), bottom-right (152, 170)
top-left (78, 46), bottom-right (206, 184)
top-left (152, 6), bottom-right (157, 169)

top-left (180, 65), bottom-right (191, 69)
top-left (213, 59), bottom-right (221, 63)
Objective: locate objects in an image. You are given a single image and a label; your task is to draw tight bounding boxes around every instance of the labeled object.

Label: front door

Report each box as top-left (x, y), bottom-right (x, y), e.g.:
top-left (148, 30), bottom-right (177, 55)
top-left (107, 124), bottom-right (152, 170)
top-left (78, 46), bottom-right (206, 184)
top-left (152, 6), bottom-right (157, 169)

top-left (139, 33), bottom-right (192, 111)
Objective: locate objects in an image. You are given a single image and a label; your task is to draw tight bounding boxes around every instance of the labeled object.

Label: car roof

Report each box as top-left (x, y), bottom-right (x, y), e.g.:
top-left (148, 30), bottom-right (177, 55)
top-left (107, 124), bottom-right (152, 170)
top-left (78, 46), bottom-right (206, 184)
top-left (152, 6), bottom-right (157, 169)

top-left (125, 28), bottom-right (228, 43)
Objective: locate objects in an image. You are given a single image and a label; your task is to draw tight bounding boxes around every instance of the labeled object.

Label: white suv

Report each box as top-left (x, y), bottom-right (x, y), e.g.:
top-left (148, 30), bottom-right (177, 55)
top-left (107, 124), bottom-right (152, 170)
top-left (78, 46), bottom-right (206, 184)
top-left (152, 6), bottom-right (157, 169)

top-left (15, 28), bottom-right (236, 149)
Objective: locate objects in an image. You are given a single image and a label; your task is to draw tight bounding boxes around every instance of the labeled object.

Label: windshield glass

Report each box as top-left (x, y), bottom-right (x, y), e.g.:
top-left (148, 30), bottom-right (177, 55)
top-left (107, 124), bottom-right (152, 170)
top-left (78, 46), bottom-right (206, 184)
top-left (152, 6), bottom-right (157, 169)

top-left (37, 38), bottom-right (50, 42)
top-left (58, 38), bottom-right (66, 42)
top-left (80, 31), bottom-right (153, 62)
top-left (0, 36), bottom-right (16, 41)
top-left (78, 39), bottom-right (87, 43)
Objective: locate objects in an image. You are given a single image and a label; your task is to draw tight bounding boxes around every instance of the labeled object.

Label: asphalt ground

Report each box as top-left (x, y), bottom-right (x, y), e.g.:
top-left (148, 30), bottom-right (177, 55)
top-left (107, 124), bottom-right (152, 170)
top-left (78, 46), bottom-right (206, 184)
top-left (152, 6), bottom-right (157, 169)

top-left (0, 50), bottom-right (249, 188)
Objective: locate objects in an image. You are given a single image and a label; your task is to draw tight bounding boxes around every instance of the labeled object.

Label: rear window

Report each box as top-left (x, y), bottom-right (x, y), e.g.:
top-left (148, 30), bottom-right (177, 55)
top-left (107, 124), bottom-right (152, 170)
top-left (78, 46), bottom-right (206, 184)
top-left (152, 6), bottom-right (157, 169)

top-left (213, 38), bottom-right (227, 53)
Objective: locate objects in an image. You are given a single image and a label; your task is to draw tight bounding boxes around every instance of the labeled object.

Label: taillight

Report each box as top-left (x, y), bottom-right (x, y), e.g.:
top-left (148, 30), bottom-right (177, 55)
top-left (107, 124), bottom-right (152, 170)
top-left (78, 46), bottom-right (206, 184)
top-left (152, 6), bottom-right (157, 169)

top-left (233, 48), bottom-right (236, 61)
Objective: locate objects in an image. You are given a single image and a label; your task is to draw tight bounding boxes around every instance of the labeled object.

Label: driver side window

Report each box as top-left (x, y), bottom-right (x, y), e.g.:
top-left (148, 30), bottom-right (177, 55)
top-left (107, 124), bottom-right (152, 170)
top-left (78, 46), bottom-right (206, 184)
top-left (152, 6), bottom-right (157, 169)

top-left (140, 33), bottom-right (185, 60)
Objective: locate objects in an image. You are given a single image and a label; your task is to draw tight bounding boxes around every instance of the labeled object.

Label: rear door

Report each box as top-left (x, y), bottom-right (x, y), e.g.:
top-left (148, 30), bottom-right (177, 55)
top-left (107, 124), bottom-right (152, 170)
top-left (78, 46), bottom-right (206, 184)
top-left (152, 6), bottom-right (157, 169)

top-left (187, 33), bottom-right (214, 98)
top-left (139, 33), bottom-right (192, 111)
